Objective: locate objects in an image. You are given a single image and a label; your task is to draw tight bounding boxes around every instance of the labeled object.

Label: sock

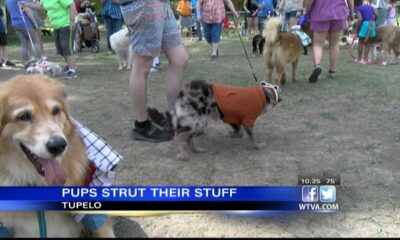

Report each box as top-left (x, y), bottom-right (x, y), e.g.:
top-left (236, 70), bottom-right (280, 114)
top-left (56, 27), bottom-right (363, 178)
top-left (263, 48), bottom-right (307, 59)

top-left (329, 70), bottom-right (336, 73)
top-left (69, 68), bottom-right (76, 73)
top-left (315, 64), bottom-right (321, 69)
top-left (135, 120), bottom-right (149, 128)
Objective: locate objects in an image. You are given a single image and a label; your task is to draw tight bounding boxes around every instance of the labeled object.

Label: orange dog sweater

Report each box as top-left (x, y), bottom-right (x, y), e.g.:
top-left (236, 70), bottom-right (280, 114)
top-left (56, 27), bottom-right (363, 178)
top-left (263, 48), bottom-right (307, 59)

top-left (211, 84), bottom-right (266, 127)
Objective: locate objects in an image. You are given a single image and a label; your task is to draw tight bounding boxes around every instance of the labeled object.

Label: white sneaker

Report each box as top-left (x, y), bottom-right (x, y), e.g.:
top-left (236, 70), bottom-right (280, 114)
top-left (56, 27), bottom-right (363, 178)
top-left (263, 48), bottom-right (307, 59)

top-left (150, 67), bottom-right (158, 73)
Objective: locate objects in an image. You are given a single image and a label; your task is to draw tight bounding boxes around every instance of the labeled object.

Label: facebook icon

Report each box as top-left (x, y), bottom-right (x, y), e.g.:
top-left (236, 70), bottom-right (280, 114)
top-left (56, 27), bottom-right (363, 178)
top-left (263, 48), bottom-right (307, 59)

top-left (302, 186), bottom-right (318, 202)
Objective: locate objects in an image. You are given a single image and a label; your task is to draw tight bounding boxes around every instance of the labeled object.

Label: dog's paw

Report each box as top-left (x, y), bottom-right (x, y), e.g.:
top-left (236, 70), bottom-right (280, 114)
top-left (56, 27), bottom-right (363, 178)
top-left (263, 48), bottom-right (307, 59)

top-left (253, 142), bottom-right (266, 149)
top-left (230, 131), bottom-right (244, 138)
top-left (177, 152), bottom-right (190, 161)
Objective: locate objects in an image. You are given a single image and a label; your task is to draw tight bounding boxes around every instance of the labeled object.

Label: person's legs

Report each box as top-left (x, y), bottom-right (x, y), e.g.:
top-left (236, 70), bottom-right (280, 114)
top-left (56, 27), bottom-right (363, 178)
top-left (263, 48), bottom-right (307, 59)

top-left (56, 27), bottom-right (76, 77)
top-left (104, 16), bottom-right (113, 52)
top-left (196, 20), bottom-right (202, 40)
top-left (29, 28), bottom-right (43, 59)
top-left (312, 31), bottom-right (327, 66)
top-left (254, 17), bottom-right (259, 35)
top-left (289, 16), bottom-right (298, 29)
top-left (111, 18), bottom-right (123, 37)
top-left (121, 0), bottom-right (183, 141)
top-left (203, 23), bottom-right (212, 44)
top-left (309, 20), bottom-right (329, 83)
top-left (357, 38), bottom-right (365, 61)
top-left (130, 55), bottom-right (154, 122)
top-left (327, 30), bottom-right (342, 72)
top-left (15, 29), bottom-right (31, 65)
top-left (247, 17), bottom-right (253, 37)
top-left (164, 45), bottom-right (188, 110)
top-left (211, 23), bottom-right (222, 59)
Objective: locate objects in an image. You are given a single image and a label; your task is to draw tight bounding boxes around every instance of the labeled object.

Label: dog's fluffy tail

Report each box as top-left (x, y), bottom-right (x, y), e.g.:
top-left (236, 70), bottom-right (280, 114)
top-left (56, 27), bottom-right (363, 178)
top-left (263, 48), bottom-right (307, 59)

top-left (263, 17), bottom-right (281, 45)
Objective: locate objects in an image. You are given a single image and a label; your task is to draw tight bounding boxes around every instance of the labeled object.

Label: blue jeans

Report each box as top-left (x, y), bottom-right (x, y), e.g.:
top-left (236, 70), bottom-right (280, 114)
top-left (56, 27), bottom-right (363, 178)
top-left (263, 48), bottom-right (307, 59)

top-left (196, 20), bottom-right (204, 40)
top-left (104, 16), bottom-right (123, 51)
top-left (203, 22), bottom-right (222, 44)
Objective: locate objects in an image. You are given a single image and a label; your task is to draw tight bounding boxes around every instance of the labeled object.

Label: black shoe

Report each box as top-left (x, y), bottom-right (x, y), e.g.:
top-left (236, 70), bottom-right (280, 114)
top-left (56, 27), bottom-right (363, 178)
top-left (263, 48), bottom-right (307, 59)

top-left (309, 66), bottom-right (322, 83)
top-left (131, 120), bottom-right (173, 142)
top-left (5, 61), bottom-right (16, 67)
top-left (63, 66), bottom-right (69, 73)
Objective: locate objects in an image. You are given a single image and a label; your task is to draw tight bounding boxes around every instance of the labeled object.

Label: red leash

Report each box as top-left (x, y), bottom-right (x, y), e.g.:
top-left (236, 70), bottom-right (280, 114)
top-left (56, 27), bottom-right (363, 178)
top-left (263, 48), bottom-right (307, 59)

top-left (348, 33), bottom-right (358, 60)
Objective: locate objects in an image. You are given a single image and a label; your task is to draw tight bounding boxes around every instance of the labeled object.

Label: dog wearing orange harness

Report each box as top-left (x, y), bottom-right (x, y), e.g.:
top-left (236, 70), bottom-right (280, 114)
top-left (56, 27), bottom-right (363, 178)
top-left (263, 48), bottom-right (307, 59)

top-left (148, 80), bottom-right (281, 161)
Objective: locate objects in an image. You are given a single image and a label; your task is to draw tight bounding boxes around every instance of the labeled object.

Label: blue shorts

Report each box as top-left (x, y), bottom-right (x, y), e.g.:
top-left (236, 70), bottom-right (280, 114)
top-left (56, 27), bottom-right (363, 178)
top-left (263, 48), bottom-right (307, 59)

top-left (358, 21), bottom-right (376, 38)
top-left (203, 22), bottom-right (222, 44)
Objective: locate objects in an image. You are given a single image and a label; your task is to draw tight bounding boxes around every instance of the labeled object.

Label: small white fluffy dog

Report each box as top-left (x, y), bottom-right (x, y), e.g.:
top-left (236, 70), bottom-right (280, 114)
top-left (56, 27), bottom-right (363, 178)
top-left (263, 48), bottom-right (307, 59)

top-left (110, 27), bottom-right (133, 70)
top-left (26, 60), bottom-right (62, 77)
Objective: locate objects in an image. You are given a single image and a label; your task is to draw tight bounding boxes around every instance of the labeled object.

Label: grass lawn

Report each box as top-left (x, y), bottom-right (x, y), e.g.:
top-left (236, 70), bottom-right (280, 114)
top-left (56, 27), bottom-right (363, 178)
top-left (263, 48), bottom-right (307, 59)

top-left (0, 30), bottom-right (399, 237)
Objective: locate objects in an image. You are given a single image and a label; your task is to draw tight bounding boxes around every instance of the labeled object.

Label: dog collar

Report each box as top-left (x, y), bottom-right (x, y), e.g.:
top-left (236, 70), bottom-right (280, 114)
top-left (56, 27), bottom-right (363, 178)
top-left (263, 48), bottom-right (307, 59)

top-left (260, 81), bottom-right (279, 104)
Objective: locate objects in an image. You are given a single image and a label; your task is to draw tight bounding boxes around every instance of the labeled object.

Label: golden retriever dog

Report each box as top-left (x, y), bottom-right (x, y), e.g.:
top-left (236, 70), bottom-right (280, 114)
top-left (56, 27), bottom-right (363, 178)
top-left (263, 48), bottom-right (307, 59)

top-left (367, 25), bottom-right (400, 65)
top-left (0, 75), bottom-right (114, 237)
top-left (263, 17), bottom-right (302, 85)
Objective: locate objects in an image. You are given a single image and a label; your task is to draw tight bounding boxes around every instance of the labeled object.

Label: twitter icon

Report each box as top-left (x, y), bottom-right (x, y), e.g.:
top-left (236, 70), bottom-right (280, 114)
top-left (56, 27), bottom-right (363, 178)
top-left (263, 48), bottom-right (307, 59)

top-left (320, 186), bottom-right (336, 202)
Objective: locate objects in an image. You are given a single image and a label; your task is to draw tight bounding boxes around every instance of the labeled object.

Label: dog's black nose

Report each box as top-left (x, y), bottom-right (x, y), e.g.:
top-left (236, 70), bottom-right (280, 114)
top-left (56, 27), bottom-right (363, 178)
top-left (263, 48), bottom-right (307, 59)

top-left (46, 136), bottom-right (67, 156)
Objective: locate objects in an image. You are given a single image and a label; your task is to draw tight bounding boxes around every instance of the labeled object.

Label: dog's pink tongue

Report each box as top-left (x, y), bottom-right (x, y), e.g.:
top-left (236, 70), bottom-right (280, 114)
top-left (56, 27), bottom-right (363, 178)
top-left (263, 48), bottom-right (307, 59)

top-left (40, 159), bottom-right (67, 186)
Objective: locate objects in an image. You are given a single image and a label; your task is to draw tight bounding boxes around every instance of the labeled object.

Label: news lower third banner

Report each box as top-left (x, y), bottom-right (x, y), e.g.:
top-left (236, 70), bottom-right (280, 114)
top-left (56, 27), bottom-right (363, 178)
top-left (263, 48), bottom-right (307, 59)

top-left (0, 186), bottom-right (338, 212)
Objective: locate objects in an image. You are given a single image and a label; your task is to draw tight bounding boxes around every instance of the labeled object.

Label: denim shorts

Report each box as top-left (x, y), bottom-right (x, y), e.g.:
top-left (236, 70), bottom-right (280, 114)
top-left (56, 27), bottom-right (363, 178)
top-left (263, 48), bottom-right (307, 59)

top-left (120, 0), bottom-right (182, 56)
top-left (203, 22), bottom-right (222, 44)
top-left (358, 21), bottom-right (376, 38)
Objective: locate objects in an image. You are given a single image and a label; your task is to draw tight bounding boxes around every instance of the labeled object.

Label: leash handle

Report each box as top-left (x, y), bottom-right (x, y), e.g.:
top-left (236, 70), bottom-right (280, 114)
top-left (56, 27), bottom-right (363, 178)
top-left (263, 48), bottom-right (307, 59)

top-left (231, 15), bottom-right (258, 83)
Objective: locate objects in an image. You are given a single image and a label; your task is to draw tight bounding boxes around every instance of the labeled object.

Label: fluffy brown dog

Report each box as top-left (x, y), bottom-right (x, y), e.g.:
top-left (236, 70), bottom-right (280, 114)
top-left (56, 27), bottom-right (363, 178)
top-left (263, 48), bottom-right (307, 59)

top-left (0, 75), bottom-right (114, 237)
top-left (367, 25), bottom-right (400, 65)
top-left (263, 17), bottom-right (302, 85)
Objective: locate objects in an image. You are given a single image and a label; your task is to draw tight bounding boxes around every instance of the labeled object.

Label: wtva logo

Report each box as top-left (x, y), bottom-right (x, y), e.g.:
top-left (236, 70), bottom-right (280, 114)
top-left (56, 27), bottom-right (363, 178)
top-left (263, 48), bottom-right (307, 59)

top-left (302, 186), bottom-right (318, 202)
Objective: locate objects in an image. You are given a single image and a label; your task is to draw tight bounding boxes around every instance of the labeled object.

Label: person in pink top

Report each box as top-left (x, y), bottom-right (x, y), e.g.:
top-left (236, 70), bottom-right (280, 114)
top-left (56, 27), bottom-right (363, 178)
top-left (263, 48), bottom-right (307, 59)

top-left (385, 0), bottom-right (397, 25)
top-left (307, 0), bottom-right (354, 82)
top-left (197, 0), bottom-right (239, 61)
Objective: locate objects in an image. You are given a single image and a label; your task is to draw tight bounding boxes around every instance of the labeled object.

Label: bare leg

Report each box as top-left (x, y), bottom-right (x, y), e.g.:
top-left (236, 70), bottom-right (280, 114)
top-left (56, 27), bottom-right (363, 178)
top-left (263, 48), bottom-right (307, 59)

top-left (91, 218), bottom-right (115, 237)
top-left (357, 38), bottom-right (365, 60)
top-left (164, 45), bottom-right (188, 110)
top-left (130, 55), bottom-right (154, 122)
top-left (212, 43), bottom-right (219, 56)
top-left (327, 30), bottom-right (342, 71)
top-left (312, 31), bottom-right (327, 66)
top-left (65, 56), bottom-right (76, 70)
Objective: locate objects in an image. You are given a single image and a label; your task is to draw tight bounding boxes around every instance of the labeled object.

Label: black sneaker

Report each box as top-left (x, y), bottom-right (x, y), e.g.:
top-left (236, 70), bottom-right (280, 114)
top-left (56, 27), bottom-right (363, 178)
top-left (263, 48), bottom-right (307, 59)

top-left (131, 120), bottom-right (173, 142)
top-left (309, 66), bottom-right (322, 83)
top-left (63, 66), bottom-right (69, 73)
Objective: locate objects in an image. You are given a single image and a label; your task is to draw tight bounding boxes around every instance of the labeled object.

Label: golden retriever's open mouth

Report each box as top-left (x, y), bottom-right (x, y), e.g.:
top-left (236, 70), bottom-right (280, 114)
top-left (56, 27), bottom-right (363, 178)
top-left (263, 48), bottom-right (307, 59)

top-left (20, 143), bottom-right (67, 186)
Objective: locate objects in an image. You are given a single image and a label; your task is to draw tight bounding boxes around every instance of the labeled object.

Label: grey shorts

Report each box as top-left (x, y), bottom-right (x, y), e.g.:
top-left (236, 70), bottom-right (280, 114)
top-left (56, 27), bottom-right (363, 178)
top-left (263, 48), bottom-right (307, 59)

top-left (180, 16), bottom-right (192, 29)
top-left (55, 27), bottom-right (75, 57)
top-left (120, 0), bottom-right (182, 56)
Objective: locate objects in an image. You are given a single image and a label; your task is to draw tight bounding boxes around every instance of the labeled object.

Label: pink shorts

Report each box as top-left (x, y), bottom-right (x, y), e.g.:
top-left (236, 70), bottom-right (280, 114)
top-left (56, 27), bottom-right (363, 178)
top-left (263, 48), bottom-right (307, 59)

top-left (310, 19), bottom-right (347, 32)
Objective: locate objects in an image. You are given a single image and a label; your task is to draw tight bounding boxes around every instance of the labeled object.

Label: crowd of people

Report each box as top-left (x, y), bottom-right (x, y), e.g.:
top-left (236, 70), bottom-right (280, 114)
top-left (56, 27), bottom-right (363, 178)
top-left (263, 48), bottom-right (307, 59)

top-left (0, 0), bottom-right (398, 141)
